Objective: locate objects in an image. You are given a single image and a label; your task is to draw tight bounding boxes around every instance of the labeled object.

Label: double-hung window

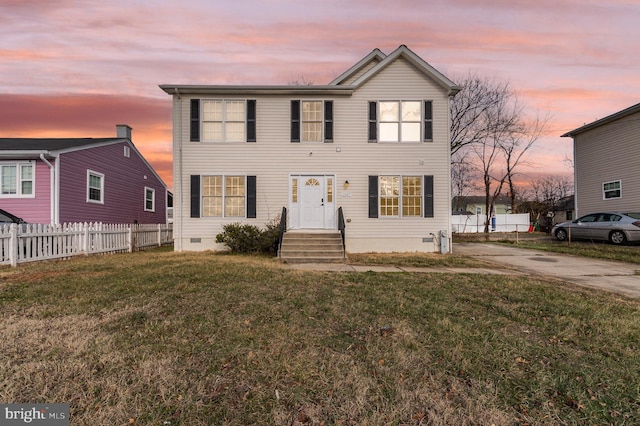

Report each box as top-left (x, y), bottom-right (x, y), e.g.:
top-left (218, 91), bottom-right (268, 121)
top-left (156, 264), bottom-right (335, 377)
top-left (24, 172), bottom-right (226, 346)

top-left (87, 170), bottom-right (104, 203)
top-left (191, 99), bottom-right (256, 142)
top-left (291, 100), bottom-right (333, 142)
top-left (0, 162), bottom-right (34, 197)
top-left (603, 180), bottom-right (621, 199)
top-left (369, 175), bottom-right (433, 218)
top-left (369, 100), bottom-right (433, 142)
top-left (202, 175), bottom-right (246, 217)
top-left (144, 187), bottom-right (155, 212)
top-left (202, 100), bottom-right (246, 142)
top-left (379, 176), bottom-right (423, 217)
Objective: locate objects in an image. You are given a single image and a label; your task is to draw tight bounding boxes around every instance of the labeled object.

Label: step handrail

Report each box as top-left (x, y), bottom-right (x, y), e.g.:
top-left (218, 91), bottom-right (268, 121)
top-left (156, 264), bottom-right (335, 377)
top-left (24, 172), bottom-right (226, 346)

top-left (277, 206), bottom-right (287, 256)
top-left (337, 206), bottom-right (346, 256)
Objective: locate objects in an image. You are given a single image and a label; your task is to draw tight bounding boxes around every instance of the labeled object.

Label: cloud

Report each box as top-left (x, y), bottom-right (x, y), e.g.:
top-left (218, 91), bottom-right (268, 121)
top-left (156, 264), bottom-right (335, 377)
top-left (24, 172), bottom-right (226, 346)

top-left (0, 93), bottom-right (173, 188)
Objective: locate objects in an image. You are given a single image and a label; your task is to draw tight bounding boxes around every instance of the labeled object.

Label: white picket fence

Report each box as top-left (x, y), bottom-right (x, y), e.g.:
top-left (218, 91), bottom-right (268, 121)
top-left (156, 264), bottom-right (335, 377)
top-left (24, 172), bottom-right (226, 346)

top-left (0, 223), bottom-right (173, 267)
top-left (452, 213), bottom-right (531, 233)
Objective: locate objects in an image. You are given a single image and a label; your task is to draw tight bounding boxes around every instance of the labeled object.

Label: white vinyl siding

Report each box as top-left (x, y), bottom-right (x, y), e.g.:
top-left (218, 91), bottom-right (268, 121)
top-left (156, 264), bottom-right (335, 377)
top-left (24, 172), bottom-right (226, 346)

top-left (174, 56), bottom-right (452, 252)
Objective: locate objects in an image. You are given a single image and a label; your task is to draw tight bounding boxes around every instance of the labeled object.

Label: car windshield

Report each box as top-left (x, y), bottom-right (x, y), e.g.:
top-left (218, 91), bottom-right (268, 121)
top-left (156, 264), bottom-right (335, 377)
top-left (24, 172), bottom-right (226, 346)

top-left (624, 213), bottom-right (640, 220)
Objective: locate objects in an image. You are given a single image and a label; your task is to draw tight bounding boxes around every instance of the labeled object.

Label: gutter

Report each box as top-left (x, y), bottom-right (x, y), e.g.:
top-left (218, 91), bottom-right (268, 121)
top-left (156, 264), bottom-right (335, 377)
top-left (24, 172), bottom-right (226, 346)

top-left (174, 88), bottom-right (183, 252)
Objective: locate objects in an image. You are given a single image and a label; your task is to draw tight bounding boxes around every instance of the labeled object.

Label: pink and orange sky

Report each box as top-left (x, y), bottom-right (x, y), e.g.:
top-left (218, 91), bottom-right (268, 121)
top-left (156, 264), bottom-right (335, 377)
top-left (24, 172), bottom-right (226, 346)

top-left (1, 0), bottom-right (639, 192)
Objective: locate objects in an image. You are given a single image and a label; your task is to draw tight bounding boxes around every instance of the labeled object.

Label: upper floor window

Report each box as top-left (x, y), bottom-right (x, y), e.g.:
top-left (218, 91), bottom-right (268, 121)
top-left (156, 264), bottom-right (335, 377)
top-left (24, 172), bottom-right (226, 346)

top-left (144, 187), bottom-right (155, 212)
top-left (202, 100), bottom-right (246, 142)
top-left (369, 100), bottom-right (433, 142)
top-left (190, 99), bottom-right (256, 143)
top-left (87, 170), bottom-right (104, 204)
top-left (0, 162), bottom-right (34, 197)
top-left (291, 100), bottom-right (333, 143)
top-left (603, 180), bottom-right (621, 199)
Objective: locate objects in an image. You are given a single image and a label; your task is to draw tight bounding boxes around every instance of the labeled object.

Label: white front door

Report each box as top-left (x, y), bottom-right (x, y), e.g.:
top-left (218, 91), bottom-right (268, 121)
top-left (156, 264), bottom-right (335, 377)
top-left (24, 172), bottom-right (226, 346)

top-left (291, 175), bottom-right (335, 229)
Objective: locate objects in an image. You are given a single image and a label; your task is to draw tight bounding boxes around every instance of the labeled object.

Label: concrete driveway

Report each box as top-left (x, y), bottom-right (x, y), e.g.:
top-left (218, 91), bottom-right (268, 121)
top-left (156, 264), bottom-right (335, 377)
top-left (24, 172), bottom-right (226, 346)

top-left (454, 242), bottom-right (640, 298)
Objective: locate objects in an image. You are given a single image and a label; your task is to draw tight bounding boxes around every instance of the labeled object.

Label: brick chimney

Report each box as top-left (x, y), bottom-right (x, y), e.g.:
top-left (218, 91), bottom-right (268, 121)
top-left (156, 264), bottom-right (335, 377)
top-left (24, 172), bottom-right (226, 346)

top-left (116, 124), bottom-right (132, 140)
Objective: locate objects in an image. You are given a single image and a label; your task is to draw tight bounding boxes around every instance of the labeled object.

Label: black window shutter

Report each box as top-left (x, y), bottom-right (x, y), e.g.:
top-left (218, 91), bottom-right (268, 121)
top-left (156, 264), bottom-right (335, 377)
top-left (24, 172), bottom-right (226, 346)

top-left (424, 100), bottom-right (433, 141)
top-left (368, 101), bottom-right (377, 142)
top-left (424, 175), bottom-right (434, 218)
top-left (190, 99), bottom-right (200, 142)
top-left (246, 176), bottom-right (257, 218)
top-left (324, 101), bottom-right (333, 142)
top-left (190, 175), bottom-right (200, 218)
top-left (291, 100), bottom-right (300, 142)
top-left (368, 175), bottom-right (379, 218)
top-left (247, 100), bottom-right (256, 142)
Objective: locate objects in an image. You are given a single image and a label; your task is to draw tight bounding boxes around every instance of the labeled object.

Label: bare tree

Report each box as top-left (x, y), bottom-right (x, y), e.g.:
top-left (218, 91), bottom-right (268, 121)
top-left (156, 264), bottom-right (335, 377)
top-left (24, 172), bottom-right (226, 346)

top-left (530, 175), bottom-right (573, 207)
top-left (452, 75), bottom-right (548, 231)
top-left (451, 151), bottom-right (479, 211)
top-left (450, 73), bottom-right (512, 155)
top-left (502, 112), bottom-right (550, 213)
top-left (288, 76), bottom-right (314, 86)
top-left (527, 174), bottom-right (573, 231)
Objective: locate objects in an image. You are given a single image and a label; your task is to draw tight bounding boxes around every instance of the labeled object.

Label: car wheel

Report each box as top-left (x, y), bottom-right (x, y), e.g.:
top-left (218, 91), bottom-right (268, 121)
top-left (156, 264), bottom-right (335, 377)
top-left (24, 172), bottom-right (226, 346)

top-left (609, 230), bottom-right (627, 245)
top-left (555, 228), bottom-right (568, 241)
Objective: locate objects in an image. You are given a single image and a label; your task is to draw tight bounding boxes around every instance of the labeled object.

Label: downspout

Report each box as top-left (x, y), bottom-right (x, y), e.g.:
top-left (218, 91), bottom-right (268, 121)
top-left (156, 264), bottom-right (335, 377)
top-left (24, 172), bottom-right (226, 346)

top-left (446, 94), bottom-right (456, 253)
top-left (40, 153), bottom-right (57, 224)
top-left (174, 88), bottom-right (183, 251)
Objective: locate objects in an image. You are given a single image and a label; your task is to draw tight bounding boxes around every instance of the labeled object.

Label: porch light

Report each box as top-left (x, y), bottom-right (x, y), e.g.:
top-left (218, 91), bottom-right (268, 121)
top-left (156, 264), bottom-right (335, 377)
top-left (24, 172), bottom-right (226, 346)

top-left (343, 180), bottom-right (350, 189)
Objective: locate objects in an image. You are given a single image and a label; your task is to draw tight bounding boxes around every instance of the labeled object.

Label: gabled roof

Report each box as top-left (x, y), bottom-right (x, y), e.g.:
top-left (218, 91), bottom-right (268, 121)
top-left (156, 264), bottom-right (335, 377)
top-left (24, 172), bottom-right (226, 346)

top-left (0, 138), bottom-right (127, 159)
top-left (348, 45), bottom-right (461, 95)
top-left (329, 48), bottom-right (387, 86)
top-left (160, 45), bottom-right (461, 97)
top-left (561, 102), bottom-right (640, 137)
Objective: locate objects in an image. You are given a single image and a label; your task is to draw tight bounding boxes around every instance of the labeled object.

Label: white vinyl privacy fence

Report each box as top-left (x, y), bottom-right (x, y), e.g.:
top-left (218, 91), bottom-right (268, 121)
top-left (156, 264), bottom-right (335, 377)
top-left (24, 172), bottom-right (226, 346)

top-left (452, 213), bottom-right (530, 233)
top-left (0, 223), bottom-right (173, 267)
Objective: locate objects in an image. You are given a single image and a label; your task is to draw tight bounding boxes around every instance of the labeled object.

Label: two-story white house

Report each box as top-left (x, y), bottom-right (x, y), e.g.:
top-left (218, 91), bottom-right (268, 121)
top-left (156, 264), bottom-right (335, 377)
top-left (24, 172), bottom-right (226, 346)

top-left (161, 45), bottom-right (460, 257)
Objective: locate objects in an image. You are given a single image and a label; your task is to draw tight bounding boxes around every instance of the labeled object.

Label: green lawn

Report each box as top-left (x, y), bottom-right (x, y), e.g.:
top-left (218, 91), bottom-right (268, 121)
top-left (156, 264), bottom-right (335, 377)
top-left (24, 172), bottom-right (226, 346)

top-left (1, 249), bottom-right (639, 425)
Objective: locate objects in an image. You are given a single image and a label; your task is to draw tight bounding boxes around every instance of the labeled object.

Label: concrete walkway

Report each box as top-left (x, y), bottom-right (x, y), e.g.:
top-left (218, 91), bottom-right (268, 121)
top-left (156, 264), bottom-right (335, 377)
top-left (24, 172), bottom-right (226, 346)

top-left (285, 243), bottom-right (640, 299)
top-left (453, 243), bottom-right (640, 298)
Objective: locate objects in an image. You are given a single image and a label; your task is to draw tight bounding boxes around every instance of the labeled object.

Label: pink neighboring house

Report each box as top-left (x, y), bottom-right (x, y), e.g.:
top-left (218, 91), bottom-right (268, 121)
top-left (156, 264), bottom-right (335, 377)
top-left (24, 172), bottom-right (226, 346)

top-left (0, 124), bottom-right (168, 224)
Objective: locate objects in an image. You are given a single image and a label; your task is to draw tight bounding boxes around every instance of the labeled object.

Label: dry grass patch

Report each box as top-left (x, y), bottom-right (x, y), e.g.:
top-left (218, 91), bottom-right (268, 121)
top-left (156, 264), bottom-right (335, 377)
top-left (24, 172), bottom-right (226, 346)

top-left (347, 251), bottom-right (499, 268)
top-left (1, 250), bottom-right (639, 425)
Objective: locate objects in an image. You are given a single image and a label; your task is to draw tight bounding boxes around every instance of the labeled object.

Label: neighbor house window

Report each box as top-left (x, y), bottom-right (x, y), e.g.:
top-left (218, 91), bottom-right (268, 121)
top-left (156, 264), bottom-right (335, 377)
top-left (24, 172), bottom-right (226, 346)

top-left (202, 175), bottom-right (246, 217)
top-left (603, 180), bottom-right (621, 199)
top-left (124, 146), bottom-right (130, 158)
top-left (144, 187), bottom-right (155, 212)
top-left (0, 162), bottom-right (34, 197)
top-left (379, 175), bottom-right (422, 217)
top-left (87, 170), bottom-right (104, 203)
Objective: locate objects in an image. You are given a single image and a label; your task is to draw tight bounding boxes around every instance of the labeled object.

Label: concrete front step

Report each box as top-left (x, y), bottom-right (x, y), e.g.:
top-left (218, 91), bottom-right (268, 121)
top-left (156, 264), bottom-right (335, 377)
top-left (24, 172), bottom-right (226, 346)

top-left (279, 231), bottom-right (346, 263)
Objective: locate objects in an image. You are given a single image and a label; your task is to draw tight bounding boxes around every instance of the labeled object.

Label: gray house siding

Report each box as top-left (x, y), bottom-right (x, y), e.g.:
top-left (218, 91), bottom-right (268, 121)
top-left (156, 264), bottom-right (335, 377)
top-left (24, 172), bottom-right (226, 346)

top-left (564, 105), bottom-right (640, 216)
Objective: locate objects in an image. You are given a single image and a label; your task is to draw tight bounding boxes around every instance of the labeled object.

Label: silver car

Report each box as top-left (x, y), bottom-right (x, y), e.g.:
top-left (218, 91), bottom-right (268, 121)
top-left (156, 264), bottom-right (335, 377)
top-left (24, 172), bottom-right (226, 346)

top-left (552, 212), bottom-right (640, 245)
